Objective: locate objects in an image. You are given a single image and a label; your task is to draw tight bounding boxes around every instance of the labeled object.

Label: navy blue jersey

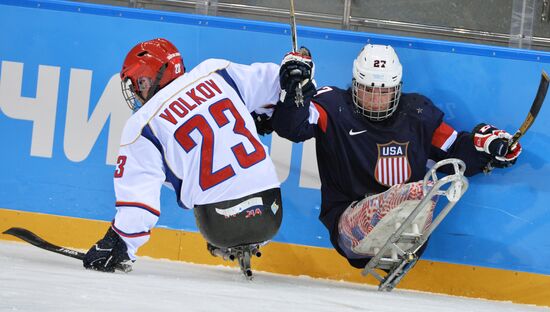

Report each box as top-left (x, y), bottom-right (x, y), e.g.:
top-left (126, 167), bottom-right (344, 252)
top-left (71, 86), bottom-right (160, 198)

top-left (272, 86), bottom-right (489, 267)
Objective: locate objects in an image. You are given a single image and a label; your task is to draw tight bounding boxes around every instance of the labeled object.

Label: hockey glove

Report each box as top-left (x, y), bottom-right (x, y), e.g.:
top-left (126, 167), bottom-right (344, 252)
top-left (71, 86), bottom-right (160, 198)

top-left (251, 112), bottom-right (274, 136)
top-left (279, 47), bottom-right (316, 104)
top-left (83, 227), bottom-right (133, 273)
top-left (473, 123), bottom-right (522, 168)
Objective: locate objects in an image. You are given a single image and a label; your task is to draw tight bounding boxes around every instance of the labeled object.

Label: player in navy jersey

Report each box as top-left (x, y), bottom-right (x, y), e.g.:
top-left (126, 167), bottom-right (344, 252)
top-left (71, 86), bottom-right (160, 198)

top-left (82, 38), bottom-right (285, 273)
top-left (273, 44), bottom-right (522, 269)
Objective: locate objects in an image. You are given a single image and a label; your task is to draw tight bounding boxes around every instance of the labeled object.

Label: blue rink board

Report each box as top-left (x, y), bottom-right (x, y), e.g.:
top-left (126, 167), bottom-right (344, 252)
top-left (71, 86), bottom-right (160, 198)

top-left (0, 0), bottom-right (549, 275)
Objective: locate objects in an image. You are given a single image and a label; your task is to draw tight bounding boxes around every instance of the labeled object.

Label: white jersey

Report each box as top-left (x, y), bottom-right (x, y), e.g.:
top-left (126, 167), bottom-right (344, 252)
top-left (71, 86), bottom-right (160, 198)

top-left (111, 59), bottom-right (281, 258)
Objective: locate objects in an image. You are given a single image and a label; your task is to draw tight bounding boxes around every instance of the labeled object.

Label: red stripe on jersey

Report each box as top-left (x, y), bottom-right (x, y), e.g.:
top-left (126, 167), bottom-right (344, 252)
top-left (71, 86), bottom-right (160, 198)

top-left (115, 201), bottom-right (160, 217)
top-left (311, 101), bottom-right (328, 133)
top-left (431, 122), bottom-right (455, 149)
top-left (111, 221), bottom-right (151, 238)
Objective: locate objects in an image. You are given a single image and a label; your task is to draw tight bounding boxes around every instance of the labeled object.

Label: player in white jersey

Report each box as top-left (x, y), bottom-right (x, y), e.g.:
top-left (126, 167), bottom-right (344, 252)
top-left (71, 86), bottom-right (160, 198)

top-left (82, 38), bottom-right (288, 274)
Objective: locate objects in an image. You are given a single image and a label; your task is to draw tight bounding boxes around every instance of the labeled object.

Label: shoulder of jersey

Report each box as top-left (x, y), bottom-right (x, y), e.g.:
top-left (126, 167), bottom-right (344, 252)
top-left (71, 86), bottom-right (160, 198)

top-left (119, 110), bottom-right (152, 146)
top-left (311, 86), bottom-right (349, 111)
top-left (400, 93), bottom-right (441, 119)
top-left (119, 59), bottom-right (233, 146)
top-left (312, 86), bottom-right (346, 102)
top-left (193, 58), bottom-right (231, 75)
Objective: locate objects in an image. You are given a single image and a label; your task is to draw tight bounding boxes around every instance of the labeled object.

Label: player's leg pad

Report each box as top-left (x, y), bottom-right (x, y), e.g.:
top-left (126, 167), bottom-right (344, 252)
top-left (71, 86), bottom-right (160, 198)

top-left (338, 181), bottom-right (437, 258)
top-left (194, 187), bottom-right (282, 248)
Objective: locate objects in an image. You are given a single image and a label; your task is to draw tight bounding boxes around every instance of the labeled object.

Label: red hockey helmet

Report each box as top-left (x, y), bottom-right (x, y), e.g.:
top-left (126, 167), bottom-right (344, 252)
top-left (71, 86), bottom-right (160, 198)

top-left (120, 38), bottom-right (185, 111)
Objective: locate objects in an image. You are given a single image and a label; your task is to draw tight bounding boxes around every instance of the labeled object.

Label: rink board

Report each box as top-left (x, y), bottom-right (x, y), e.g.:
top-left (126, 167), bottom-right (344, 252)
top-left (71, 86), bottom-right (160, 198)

top-left (1, 0), bottom-right (550, 305)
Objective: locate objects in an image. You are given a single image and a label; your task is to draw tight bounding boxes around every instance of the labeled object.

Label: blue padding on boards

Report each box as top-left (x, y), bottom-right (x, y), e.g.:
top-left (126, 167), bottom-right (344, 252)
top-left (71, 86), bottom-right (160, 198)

top-left (0, 0), bottom-right (549, 274)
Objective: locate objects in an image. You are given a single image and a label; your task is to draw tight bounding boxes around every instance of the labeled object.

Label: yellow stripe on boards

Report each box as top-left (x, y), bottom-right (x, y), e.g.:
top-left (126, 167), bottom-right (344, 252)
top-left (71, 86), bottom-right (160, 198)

top-left (0, 208), bottom-right (548, 307)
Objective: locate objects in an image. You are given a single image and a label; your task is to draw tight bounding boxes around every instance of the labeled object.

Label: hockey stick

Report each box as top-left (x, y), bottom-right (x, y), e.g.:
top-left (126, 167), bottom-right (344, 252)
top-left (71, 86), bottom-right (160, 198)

top-left (289, 0), bottom-right (304, 106)
top-left (485, 70), bottom-right (549, 172)
top-left (3, 227), bottom-right (131, 272)
top-left (3, 227), bottom-right (85, 259)
top-left (289, 0), bottom-right (298, 53)
top-left (509, 70), bottom-right (549, 147)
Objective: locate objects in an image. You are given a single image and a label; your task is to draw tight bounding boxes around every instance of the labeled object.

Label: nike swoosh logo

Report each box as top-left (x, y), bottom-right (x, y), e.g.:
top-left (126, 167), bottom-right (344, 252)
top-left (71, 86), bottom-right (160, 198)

top-left (349, 129), bottom-right (367, 136)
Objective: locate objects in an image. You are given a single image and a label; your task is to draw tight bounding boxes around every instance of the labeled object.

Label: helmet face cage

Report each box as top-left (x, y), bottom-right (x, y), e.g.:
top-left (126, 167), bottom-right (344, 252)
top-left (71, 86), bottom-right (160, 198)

top-left (351, 44), bottom-right (403, 121)
top-left (352, 81), bottom-right (402, 121)
top-left (121, 78), bottom-right (144, 112)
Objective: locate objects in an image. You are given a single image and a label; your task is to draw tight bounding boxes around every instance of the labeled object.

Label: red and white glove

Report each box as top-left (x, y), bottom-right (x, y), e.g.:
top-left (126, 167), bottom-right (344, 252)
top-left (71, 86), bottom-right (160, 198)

top-left (473, 123), bottom-right (522, 167)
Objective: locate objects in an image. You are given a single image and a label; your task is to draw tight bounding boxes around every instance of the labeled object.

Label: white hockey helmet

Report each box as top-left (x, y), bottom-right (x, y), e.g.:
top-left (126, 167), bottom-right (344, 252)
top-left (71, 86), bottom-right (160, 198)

top-left (352, 44), bottom-right (403, 121)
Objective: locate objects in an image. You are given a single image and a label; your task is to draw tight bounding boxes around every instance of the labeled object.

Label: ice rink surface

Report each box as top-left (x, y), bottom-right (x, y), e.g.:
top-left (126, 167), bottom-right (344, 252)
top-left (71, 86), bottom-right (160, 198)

top-left (0, 241), bottom-right (547, 312)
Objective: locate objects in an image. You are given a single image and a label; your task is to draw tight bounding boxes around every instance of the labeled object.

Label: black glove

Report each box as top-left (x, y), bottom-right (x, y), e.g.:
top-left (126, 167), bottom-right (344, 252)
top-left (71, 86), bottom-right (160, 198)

top-left (472, 123), bottom-right (522, 168)
top-left (279, 47), bottom-right (316, 104)
top-left (83, 227), bottom-right (132, 272)
top-left (251, 112), bottom-right (274, 136)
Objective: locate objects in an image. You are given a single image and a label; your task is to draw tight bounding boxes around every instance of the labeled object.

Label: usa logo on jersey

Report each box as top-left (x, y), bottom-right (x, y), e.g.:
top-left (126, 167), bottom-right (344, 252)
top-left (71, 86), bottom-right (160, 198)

top-left (374, 141), bottom-right (411, 187)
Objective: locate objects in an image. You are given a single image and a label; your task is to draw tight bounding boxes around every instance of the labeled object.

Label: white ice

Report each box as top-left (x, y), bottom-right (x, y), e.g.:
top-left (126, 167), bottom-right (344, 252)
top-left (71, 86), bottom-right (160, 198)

top-left (0, 241), bottom-right (547, 312)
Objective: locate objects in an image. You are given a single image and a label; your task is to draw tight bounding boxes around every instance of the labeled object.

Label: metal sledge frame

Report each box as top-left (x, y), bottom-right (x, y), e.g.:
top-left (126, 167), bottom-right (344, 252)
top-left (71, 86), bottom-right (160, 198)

top-left (208, 243), bottom-right (262, 279)
top-left (361, 158), bottom-right (469, 291)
